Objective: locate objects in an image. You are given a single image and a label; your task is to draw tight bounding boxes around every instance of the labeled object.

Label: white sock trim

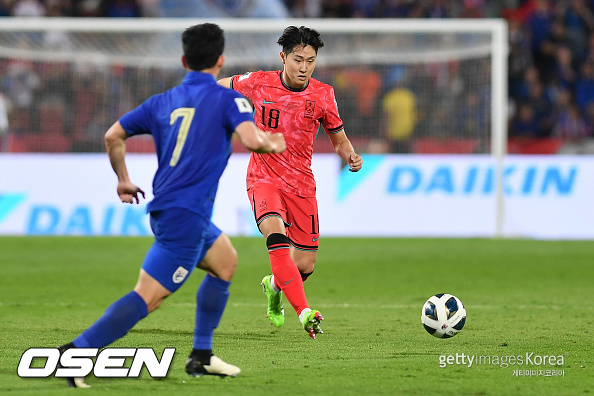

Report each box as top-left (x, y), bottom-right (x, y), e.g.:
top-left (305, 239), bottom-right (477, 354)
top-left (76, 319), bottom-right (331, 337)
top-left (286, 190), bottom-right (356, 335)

top-left (299, 308), bottom-right (312, 323)
top-left (270, 275), bottom-right (281, 293)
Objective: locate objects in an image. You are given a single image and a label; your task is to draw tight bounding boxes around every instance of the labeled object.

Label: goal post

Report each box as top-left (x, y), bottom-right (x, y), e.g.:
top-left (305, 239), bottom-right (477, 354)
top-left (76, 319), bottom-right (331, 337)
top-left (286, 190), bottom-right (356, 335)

top-left (0, 17), bottom-right (508, 235)
top-left (0, 18), bottom-right (508, 152)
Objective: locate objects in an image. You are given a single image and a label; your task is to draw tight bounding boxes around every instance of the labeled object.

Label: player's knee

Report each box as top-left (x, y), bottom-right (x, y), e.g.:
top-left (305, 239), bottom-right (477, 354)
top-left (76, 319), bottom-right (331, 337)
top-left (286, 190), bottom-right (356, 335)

top-left (211, 243), bottom-right (237, 282)
top-left (141, 294), bottom-right (168, 313)
top-left (219, 247), bottom-right (237, 281)
top-left (293, 256), bottom-right (315, 275)
top-left (147, 298), bottom-right (164, 313)
top-left (200, 234), bottom-right (238, 282)
top-left (134, 271), bottom-right (171, 313)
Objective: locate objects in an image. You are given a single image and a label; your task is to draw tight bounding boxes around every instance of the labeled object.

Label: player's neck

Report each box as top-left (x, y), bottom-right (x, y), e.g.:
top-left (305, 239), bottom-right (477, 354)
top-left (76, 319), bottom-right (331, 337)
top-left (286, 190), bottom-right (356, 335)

top-left (198, 66), bottom-right (220, 79)
top-left (281, 71), bottom-right (307, 90)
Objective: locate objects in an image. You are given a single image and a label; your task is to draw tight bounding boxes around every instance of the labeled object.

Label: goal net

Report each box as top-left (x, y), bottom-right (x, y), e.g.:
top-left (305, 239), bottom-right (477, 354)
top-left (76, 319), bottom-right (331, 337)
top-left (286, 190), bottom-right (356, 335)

top-left (0, 18), bottom-right (507, 155)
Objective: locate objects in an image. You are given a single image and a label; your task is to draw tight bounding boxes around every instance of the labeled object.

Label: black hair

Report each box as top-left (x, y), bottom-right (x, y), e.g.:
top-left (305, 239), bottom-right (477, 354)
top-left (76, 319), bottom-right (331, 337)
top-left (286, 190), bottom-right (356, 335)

top-left (182, 23), bottom-right (225, 71)
top-left (277, 26), bottom-right (324, 55)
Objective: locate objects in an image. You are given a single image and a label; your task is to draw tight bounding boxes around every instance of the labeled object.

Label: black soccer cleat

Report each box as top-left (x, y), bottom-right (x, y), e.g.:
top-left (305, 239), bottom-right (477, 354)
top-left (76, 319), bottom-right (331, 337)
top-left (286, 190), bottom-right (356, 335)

top-left (185, 354), bottom-right (241, 378)
top-left (57, 343), bottom-right (91, 388)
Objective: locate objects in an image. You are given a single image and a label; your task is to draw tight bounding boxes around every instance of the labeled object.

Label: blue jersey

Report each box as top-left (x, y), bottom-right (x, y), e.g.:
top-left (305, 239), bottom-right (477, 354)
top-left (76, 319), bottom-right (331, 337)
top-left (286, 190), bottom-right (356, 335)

top-left (119, 71), bottom-right (254, 216)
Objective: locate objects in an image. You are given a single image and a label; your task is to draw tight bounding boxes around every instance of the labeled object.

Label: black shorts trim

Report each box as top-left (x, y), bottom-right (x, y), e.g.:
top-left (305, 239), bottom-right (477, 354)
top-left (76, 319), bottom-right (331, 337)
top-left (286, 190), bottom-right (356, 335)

top-left (290, 240), bottom-right (318, 252)
top-left (256, 212), bottom-right (291, 227)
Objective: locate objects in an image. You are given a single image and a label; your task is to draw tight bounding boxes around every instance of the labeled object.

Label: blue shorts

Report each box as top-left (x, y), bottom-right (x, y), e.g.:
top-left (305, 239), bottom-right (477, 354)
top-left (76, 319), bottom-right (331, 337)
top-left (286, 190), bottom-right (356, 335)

top-left (141, 208), bottom-right (221, 293)
top-left (197, 222), bottom-right (222, 264)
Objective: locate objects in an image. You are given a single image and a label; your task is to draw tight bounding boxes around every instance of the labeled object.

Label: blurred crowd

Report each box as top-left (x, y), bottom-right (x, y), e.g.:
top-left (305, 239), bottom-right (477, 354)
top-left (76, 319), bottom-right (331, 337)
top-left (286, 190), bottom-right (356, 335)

top-left (2, 0), bottom-right (594, 154)
top-left (506, 0), bottom-right (594, 153)
top-left (0, 0), bottom-right (501, 19)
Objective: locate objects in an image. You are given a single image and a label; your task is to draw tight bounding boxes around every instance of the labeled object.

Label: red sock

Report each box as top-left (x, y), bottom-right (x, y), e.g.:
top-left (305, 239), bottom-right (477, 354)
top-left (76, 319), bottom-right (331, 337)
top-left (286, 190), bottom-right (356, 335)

top-left (267, 234), bottom-right (309, 315)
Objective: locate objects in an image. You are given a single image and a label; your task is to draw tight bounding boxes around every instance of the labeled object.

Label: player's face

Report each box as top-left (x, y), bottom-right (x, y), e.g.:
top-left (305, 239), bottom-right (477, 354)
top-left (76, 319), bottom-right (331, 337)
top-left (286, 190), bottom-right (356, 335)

top-left (281, 45), bottom-right (317, 89)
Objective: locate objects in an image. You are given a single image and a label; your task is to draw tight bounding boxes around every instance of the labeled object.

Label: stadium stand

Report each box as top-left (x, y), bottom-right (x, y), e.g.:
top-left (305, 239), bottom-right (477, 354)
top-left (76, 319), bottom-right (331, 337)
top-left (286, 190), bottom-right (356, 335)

top-left (412, 137), bottom-right (480, 154)
top-left (2, 0), bottom-right (594, 154)
top-left (507, 137), bottom-right (563, 154)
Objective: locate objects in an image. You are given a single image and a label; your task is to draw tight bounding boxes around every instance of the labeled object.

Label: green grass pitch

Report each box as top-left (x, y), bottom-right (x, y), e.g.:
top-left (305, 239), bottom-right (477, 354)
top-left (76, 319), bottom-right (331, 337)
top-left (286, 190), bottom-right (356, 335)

top-left (1, 236), bottom-right (592, 395)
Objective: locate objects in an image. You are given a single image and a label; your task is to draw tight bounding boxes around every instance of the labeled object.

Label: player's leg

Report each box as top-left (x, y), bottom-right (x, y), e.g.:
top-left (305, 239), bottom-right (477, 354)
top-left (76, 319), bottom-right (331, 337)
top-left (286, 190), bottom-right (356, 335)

top-left (260, 216), bottom-right (310, 319)
top-left (259, 216), bottom-right (297, 328)
top-left (291, 250), bottom-right (317, 280)
top-left (260, 270), bottom-right (284, 327)
top-left (196, 223), bottom-right (236, 281)
top-left (134, 269), bottom-right (172, 312)
top-left (284, 191), bottom-right (319, 279)
top-left (290, 250), bottom-right (323, 338)
top-left (284, 194), bottom-right (324, 339)
top-left (58, 208), bottom-right (204, 387)
top-left (186, 223), bottom-right (240, 378)
top-left (58, 267), bottom-right (165, 388)
top-left (67, 208), bottom-right (202, 349)
top-left (249, 185), bottom-right (310, 330)
top-left (249, 186), bottom-right (286, 327)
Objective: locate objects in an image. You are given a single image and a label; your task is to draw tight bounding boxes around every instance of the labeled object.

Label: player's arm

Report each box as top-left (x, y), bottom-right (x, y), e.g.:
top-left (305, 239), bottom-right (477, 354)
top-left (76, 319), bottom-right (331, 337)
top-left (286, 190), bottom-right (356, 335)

top-left (328, 130), bottom-right (363, 172)
top-left (235, 120), bottom-right (285, 154)
top-left (104, 121), bottom-right (145, 204)
top-left (218, 77), bottom-right (232, 89)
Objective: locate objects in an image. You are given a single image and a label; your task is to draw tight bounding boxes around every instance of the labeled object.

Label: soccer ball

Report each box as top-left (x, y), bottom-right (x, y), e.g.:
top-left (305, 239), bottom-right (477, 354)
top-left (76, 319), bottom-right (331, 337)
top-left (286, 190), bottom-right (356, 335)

top-left (421, 293), bottom-right (466, 338)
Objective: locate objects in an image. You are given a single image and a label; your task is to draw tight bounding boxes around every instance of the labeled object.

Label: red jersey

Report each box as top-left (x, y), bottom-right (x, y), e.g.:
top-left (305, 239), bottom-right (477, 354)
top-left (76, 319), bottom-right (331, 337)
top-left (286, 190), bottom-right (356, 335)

top-left (231, 70), bottom-right (344, 197)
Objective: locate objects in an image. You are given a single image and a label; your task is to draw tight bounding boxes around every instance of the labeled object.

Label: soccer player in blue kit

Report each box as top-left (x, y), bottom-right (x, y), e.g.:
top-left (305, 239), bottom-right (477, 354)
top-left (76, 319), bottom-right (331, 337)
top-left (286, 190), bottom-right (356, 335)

top-left (57, 23), bottom-right (285, 388)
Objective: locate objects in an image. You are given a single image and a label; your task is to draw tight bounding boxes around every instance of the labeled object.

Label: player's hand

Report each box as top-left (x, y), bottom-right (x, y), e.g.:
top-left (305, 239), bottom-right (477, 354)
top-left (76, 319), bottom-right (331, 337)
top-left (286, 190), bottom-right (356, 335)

top-left (348, 152), bottom-right (363, 172)
top-left (269, 132), bottom-right (286, 153)
top-left (117, 181), bottom-right (145, 204)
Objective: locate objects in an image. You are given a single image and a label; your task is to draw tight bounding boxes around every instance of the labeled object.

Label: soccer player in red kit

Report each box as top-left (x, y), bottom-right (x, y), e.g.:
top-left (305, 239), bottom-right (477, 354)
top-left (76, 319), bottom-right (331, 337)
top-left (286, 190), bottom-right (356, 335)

top-left (219, 26), bottom-right (363, 339)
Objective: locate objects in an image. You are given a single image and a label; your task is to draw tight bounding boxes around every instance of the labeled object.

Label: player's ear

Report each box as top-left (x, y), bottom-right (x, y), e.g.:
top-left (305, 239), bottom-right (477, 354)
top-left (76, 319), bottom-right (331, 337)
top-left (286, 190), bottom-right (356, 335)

top-left (280, 51), bottom-right (286, 64)
top-left (217, 55), bottom-right (225, 68)
top-left (181, 55), bottom-right (188, 69)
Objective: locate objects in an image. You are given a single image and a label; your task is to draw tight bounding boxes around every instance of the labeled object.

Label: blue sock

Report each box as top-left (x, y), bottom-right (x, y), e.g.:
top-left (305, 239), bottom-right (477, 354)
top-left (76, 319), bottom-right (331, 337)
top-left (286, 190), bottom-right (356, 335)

top-left (73, 291), bottom-right (149, 349)
top-left (193, 274), bottom-right (230, 350)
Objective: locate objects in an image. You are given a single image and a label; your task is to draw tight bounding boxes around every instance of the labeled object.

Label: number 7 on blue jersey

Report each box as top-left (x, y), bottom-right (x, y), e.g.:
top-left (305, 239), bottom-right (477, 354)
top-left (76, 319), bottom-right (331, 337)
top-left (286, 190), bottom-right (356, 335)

top-left (169, 108), bottom-right (195, 167)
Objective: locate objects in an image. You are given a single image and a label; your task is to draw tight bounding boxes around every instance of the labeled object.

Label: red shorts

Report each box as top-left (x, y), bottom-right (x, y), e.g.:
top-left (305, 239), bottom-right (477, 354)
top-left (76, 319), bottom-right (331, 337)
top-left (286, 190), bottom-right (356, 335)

top-left (248, 184), bottom-right (319, 251)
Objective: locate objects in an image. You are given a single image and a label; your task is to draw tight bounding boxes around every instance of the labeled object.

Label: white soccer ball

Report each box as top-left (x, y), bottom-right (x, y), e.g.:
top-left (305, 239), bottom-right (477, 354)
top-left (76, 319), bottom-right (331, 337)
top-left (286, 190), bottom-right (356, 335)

top-left (421, 293), bottom-right (466, 338)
